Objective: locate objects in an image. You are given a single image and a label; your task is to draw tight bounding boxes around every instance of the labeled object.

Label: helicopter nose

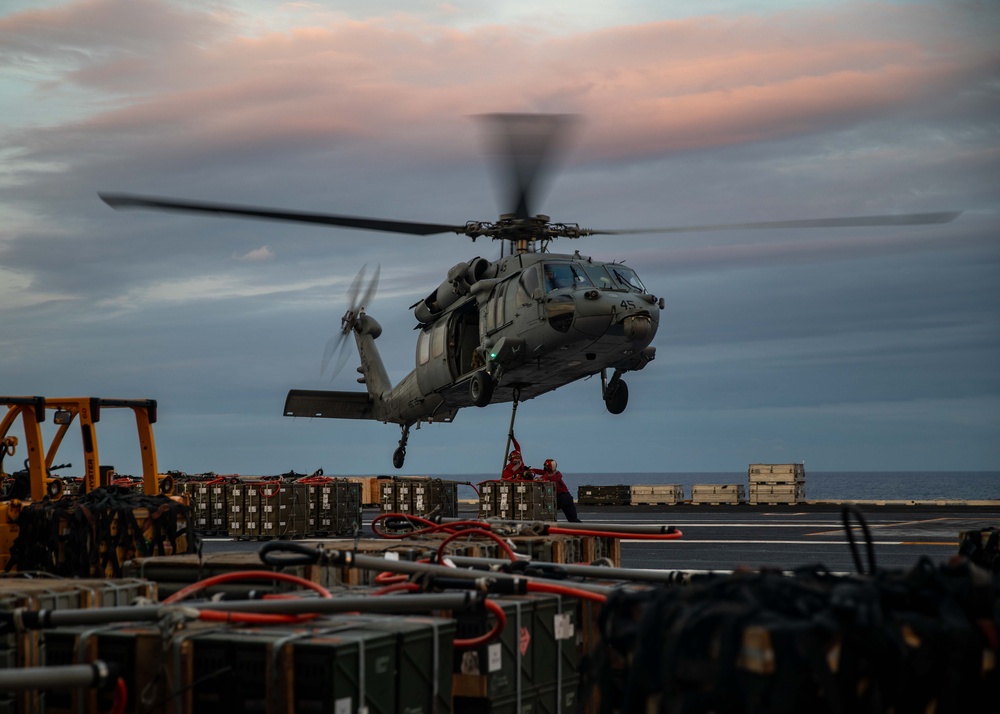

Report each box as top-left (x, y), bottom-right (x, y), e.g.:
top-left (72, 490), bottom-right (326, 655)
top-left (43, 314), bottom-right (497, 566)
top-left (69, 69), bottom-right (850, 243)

top-left (622, 314), bottom-right (653, 341)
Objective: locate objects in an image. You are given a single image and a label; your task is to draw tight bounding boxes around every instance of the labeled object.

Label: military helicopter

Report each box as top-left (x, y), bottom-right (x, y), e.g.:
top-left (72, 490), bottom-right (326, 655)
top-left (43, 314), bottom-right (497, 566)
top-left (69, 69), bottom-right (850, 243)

top-left (100, 114), bottom-right (959, 468)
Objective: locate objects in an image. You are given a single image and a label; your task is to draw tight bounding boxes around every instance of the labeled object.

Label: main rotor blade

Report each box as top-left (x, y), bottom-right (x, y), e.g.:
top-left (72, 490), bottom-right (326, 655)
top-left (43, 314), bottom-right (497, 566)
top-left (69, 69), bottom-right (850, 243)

top-left (99, 193), bottom-right (468, 236)
top-left (587, 211), bottom-right (962, 236)
top-left (480, 114), bottom-right (577, 220)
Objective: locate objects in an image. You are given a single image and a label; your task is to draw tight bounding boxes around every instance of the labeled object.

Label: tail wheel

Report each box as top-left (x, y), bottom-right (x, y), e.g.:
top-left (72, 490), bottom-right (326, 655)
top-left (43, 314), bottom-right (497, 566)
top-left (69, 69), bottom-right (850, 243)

top-left (470, 370), bottom-right (494, 407)
top-left (605, 379), bottom-right (629, 414)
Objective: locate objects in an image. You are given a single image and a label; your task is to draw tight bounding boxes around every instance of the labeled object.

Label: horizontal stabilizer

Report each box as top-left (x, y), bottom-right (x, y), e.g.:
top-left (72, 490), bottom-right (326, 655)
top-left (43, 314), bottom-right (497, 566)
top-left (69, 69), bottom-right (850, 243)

top-left (283, 389), bottom-right (375, 420)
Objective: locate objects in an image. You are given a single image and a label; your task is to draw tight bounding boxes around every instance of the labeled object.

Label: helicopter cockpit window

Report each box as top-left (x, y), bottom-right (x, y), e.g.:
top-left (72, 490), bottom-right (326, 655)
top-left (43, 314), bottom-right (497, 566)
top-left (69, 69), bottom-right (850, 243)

top-left (417, 328), bottom-right (431, 365)
top-left (431, 321), bottom-right (446, 359)
top-left (516, 266), bottom-right (540, 305)
top-left (544, 263), bottom-right (592, 293)
top-left (583, 265), bottom-right (616, 290)
top-left (611, 265), bottom-right (646, 293)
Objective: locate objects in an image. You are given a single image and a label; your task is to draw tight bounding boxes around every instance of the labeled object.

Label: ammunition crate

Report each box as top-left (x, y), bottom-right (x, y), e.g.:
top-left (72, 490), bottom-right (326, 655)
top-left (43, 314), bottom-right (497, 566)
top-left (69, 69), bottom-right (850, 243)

top-left (124, 551), bottom-right (322, 600)
top-left (630, 484), bottom-right (684, 505)
top-left (1, 578), bottom-right (155, 713)
top-left (748, 463), bottom-right (805, 483)
top-left (577, 484), bottom-right (631, 506)
top-left (478, 481), bottom-right (556, 520)
top-left (691, 483), bottom-right (746, 504)
top-left (451, 592), bottom-right (580, 712)
top-left (748, 482), bottom-right (805, 505)
top-left (381, 477), bottom-right (459, 518)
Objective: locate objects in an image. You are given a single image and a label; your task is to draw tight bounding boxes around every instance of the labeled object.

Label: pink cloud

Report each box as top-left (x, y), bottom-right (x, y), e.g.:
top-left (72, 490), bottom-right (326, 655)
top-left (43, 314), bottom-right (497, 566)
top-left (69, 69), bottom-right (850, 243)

top-left (5, 2), bottom-right (996, 167)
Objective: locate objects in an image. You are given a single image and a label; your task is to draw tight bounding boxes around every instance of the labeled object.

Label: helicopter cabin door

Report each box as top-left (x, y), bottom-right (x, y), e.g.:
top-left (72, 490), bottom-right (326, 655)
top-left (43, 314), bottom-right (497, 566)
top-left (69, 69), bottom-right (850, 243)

top-left (414, 298), bottom-right (479, 397)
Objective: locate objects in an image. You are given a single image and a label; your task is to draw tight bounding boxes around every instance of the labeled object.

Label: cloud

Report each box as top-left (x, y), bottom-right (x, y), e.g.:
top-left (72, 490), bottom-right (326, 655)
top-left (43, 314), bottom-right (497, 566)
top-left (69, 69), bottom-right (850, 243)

top-left (236, 244), bottom-right (274, 261)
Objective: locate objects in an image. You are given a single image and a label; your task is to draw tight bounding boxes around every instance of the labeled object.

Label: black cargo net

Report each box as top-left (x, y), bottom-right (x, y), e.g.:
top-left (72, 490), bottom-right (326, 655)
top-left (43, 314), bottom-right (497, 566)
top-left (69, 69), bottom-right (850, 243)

top-left (6, 485), bottom-right (198, 578)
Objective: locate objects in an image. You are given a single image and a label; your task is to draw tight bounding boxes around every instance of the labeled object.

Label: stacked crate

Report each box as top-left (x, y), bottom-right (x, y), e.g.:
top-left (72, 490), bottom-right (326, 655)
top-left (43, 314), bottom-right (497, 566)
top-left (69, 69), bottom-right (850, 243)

top-left (380, 477), bottom-right (458, 518)
top-left (224, 479), bottom-right (361, 538)
top-left (577, 484), bottom-right (631, 506)
top-left (630, 484), bottom-right (684, 505)
top-left (2, 578), bottom-right (156, 714)
top-left (690, 483), bottom-right (746, 505)
top-left (747, 463), bottom-right (805, 505)
top-left (477, 480), bottom-right (508, 519)
top-left (478, 480), bottom-right (556, 521)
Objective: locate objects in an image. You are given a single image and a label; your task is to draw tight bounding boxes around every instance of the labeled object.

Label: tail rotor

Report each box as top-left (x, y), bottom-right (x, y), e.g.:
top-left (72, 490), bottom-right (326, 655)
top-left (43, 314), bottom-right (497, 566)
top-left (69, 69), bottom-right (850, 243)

top-left (321, 264), bottom-right (380, 380)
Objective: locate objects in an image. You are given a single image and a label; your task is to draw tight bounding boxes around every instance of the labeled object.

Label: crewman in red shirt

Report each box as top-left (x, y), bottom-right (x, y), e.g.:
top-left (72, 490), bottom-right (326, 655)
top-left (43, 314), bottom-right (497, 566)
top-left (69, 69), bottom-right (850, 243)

top-left (535, 459), bottom-right (581, 522)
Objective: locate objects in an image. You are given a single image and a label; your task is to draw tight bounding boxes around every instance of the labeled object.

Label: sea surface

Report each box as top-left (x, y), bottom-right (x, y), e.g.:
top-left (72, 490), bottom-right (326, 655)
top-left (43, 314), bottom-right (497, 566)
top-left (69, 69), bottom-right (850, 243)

top-left (447, 471), bottom-right (1000, 502)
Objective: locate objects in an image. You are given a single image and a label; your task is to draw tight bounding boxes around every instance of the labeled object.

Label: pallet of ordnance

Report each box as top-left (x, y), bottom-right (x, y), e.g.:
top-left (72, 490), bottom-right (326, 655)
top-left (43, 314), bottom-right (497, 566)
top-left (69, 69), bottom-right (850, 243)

top-left (629, 484), bottom-right (684, 505)
top-left (478, 480), bottom-right (557, 520)
top-left (577, 484), bottom-right (631, 506)
top-left (227, 479), bottom-right (362, 539)
top-left (0, 576), bottom-right (156, 713)
top-left (40, 611), bottom-right (457, 714)
top-left (449, 592), bottom-right (582, 714)
top-left (747, 463), bottom-right (805, 505)
top-left (748, 462), bottom-right (805, 483)
top-left (586, 558), bottom-right (999, 713)
top-left (748, 482), bottom-right (806, 505)
top-left (690, 483), bottom-right (746, 505)
top-left (4, 486), bottom-right (195, 578)
top-left (380, 476), bottom-right (459, 518)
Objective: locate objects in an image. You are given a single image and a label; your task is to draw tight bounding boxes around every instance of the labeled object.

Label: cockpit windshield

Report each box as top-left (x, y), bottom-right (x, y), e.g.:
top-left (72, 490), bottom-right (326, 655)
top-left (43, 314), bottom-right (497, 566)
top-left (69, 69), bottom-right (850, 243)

top-left (610, 265), bottom-right (646, 293)
top-left (543, 263), bottom-right (593, 292)
top-left (582, 265), bottom-right (616, 290)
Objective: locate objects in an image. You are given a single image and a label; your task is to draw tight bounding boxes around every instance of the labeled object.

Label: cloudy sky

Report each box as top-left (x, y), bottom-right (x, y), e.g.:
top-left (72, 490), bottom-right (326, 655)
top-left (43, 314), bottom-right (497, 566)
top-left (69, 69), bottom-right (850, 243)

top-left (1, 0), bottom-right (997, 479)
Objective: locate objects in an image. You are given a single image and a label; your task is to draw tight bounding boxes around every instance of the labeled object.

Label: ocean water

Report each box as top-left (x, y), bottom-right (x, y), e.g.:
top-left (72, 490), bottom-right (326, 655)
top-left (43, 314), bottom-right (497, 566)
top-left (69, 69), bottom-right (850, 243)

top-left (452, 471), bottom-right (1000, 501)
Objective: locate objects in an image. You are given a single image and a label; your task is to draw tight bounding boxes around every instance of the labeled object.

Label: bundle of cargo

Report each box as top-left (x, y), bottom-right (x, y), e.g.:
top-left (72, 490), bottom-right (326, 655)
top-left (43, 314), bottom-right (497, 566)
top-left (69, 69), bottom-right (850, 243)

top-left (380, 476), bottom-right (459, 518)
top-left (228, 479), bottom-right (361, 539)
top-left (586, 559), bottom-right (999, 713)
top-left (577, 484), bottom-right (631, 506)
top-left (447, 592), bottom-right (582, 714)
top-left (747, 463), bottom-right (805, 505)
top-left (41, 612), bottom-right (457, 714)
top-left (478, 480), bottom-right (556, 520)
top-left (6, 486), bottom-right (196, 578)
top-left (0, 576), bottom-right (156, 713)
top-left (630, 484), bottom-right (684, 505)
top-left (690, 483), bottom-right (746, 505)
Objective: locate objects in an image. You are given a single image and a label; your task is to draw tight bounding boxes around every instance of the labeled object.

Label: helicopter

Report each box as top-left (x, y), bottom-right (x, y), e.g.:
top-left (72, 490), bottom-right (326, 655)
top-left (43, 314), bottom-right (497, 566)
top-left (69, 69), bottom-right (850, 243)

top-left (99, 114), bottom-right (959, 468)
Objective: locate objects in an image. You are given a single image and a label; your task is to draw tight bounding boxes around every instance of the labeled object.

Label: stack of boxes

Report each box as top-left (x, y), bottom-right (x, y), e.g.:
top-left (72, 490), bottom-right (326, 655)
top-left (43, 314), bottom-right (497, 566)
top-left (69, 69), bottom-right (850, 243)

top-left (225, 479), bottom-right (361, 539)
top-left (380, 477), bottom-right (459, 518)
top-left (747, 464), bottom-right (805, 505)
top-left (629, 484), bottom-right (684, 505)
top-left (577, 484), bottom-right (631, 506)
top-left (478, 481), bottom-right (556, 521)
top-left (690, 483), bottom-right (746, 505)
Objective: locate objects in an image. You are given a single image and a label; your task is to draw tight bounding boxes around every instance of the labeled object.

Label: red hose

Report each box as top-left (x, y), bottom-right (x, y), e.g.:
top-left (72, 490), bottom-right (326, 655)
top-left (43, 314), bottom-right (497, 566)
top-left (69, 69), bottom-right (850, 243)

top-left (163, 570), bottom-right (332, 624)
top-left (548, 526), bottom-right (683, 540)
top-left (109, 677), bottom-right (127, 714)
top-left (453, 598), bottom-right (507, 649)
top-left (526, 580), bottom-right (607, 604)
top-left (436, 528), bottom-right (518, 564)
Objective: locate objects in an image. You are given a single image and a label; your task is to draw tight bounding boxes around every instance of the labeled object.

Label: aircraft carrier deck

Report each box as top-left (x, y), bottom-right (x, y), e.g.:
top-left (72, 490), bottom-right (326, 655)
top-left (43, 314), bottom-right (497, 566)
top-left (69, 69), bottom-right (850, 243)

top-left (201, 501), bottom-right (999, 574)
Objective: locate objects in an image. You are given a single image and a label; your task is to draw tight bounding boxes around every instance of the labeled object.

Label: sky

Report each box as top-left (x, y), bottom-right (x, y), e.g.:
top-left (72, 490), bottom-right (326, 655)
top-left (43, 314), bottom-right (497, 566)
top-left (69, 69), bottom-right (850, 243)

top-left (1, 0), bottom-right (998, 479)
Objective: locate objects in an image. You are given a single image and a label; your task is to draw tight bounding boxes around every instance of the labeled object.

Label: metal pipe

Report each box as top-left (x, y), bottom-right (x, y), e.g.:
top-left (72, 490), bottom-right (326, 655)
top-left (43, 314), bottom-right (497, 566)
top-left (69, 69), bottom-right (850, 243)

top-left (14, 592), bottom-right (484, 630)
top-left (0, 662), bottom-right (112, 690)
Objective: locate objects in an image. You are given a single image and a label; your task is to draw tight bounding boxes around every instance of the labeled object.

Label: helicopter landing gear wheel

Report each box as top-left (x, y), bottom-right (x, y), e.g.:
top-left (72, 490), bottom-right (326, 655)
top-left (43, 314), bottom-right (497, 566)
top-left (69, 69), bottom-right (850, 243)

top-left (470, 370), bottom-right (494, 407)
top-left (393, 424), bottom-right (410, 469)
top-left (605, 377), bottom-right (629, 415)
